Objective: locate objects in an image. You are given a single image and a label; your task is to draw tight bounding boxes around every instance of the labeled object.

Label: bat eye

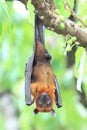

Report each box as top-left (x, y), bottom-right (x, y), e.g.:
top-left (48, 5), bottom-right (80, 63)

top-left (37, 99), bottom-right (43, 107)
top-left (38, 102), bottom-right (43, 107)
top-left (46, 101), bottom-right (51, 107)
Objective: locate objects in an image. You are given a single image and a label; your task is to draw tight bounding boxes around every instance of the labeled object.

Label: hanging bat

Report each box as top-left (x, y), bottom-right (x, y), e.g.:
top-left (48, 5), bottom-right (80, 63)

top-left (25, 14), bottom-right (62, 116)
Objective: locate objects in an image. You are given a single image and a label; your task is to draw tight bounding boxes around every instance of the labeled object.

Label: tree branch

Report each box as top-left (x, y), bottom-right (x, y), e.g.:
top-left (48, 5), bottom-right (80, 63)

top-left (6, 0), bottom-right (87, 48)
top-left (31, 0), bottom-right (87, 48)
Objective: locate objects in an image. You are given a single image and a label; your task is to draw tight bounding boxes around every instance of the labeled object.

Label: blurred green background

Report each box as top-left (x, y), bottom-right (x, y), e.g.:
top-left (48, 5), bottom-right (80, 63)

top-left (0, 0), bottom-right (87, 130)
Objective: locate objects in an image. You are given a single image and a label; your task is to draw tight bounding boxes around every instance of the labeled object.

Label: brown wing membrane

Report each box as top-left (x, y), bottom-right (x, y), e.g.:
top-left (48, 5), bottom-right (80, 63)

top-left (25, 54), bottom-right (34, 105)
top-left (25, 14), bottom-right (44, 105)
top-left (54, 75), bottom-right (62, 108)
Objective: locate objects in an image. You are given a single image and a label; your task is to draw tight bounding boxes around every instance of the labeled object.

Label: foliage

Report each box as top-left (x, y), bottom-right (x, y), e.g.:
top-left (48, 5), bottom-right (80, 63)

top-left (55, 0), bottom-right (74, 18)
top-left (0, 0), bottom-right (87, 130)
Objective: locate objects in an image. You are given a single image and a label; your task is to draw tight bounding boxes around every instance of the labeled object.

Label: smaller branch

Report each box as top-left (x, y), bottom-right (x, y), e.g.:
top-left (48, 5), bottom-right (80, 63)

top-left (65, 1), bottom-right (87, 27)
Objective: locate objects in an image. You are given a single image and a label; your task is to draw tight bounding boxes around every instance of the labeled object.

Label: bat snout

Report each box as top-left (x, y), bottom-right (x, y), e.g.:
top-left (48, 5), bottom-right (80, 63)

top-left (35, 92), bottom-right (54, 113)
top-left (41, 92), bottom-right (48, 98)
top-left (40, 93), bottom-right (51, 103)
top-left (36, 92), bottom-right (52, 107)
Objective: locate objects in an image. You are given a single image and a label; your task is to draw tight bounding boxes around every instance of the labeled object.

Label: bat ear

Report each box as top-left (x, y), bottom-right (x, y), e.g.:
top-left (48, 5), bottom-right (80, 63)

top-left (51, 109), bottom-right (56, 117)
top-left (33, 108), bottom-right (39, 115)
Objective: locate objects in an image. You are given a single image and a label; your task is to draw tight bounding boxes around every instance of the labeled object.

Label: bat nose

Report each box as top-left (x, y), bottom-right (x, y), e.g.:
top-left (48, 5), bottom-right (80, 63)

top-left (39, 93), bottom-right (51, 104)
top-left (42, 93), bottom-right (47, 97)
top-left (41, 93), bottom-right (48, 103)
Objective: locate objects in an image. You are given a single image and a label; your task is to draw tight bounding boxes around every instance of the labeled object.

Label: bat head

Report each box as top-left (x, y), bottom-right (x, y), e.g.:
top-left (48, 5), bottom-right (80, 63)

top-left (33, 92), bottom-right (55, 116)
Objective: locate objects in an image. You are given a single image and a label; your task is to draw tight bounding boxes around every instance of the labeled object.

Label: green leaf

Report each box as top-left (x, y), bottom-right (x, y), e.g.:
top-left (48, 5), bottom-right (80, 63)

top-left (55, 0), bottom-right (74, 18)
top-left (0, 0), bottom-right (11, 22)
top-left (75, 47), bottom-right (84, 78)
top-left (0, 22), bottom-right (2, 35)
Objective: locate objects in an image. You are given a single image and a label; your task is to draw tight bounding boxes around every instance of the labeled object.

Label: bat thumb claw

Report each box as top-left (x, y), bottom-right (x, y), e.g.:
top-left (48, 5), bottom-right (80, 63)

top-left (25, 100), bottom-right (34, 106)
top-left (56, 102), bottom-right (62, 108)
